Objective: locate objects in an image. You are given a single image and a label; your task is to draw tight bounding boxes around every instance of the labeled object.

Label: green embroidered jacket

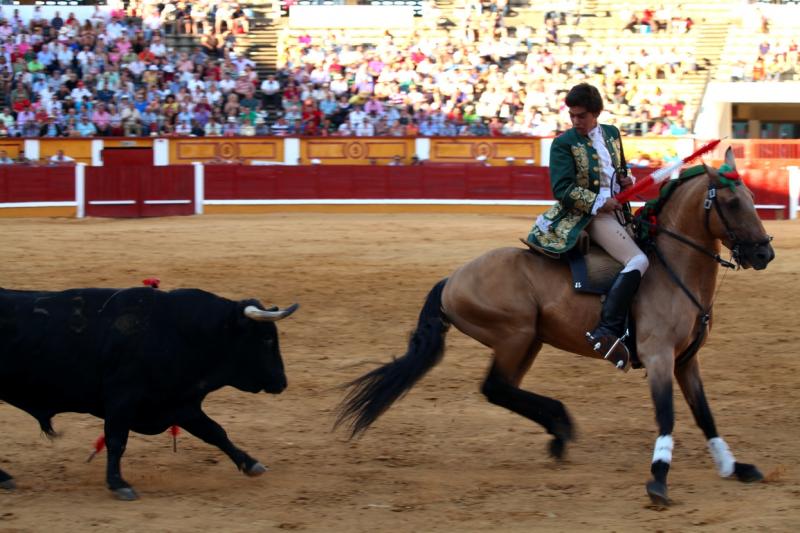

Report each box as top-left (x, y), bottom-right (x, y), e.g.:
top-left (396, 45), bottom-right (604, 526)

top-left (527, 124), bottom-right (628, 253)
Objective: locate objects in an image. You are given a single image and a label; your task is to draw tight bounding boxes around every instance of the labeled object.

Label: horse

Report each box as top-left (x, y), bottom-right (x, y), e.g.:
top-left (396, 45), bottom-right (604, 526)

top-left (336, 147), bottom-right (775, 506)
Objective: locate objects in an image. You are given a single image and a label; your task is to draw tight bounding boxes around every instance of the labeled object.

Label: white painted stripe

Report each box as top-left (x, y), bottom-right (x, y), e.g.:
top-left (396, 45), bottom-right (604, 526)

top-left (652, 434), bottom-right (674, 464)
top-left (202, 198), bottom-right (662, 208)
top-left (284, 138), bottom-right (300, 165)
top-left (203, 198), bottom-right (784, 209)
top-left (0, 202), bottom-right (76, 208)
top-left (204, 199), bottom-right (560, 206)
top-left (24, 139), bottom-right (39, 162)
top-left (91, 140), bottom-right (104, 166)
top-left (708, 437), bottom-right (735, 477)
top-left (154, 138), bottom-right (169, 166)
top-left (89, 200), bottom-right (136, 205)
top-left (143, 199), bottom-right (192, 205)
top-left (415, 138), bottom-right (430, 160)
top-left (540, 138), bottom-right (553, 167)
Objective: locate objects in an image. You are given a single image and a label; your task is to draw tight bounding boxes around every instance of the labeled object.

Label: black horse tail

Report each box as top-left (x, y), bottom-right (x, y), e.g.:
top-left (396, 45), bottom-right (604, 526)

top-left (336, 278), bottom-right (450, 438)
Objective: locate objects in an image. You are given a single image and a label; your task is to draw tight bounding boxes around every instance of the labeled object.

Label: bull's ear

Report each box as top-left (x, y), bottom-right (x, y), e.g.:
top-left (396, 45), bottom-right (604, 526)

top-left (724, 146), bottom-right (737, 171)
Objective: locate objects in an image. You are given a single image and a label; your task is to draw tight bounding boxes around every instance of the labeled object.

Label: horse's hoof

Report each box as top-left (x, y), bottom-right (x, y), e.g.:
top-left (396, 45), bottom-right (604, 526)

top-left (646, 479), bottom-right (671, 507)
top-left (245, 462), bottom-right (269, 477)
top-left (111, 487), bottom-right (139, 501)
top-left (733, 462), bottom-right (764, 483)
top-left (0, 478), bottom-right (16, 491)
top-left (548, 437), bottom-right (566, 460)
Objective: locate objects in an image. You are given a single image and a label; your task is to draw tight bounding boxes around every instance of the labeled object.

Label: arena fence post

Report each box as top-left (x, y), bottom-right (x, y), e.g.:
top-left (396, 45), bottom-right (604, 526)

top-left (75, 163), bottom-right (86, 219)
top-left (789, 166), bottom-right (800, 220)
top-left (193, 162), bottom-right (204, 215)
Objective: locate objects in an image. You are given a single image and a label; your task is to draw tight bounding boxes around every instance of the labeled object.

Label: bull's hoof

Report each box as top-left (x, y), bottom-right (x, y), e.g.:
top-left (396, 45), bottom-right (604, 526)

top-left (548, 437), bottom-right (567, 460)
top-left (733, 462), bottom-right (764, 483)
top-left (245, 462), bottom-right (269, 477)
top-left (646, 479), bottom-right (670, 507)
top-left (111, 487), bottom-right (139, 501)
top-left (0, 478), bottom-right (16, 491)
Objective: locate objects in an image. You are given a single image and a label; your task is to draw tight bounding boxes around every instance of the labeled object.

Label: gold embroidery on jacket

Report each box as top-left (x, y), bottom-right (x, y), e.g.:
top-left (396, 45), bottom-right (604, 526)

top-left (568, 187), bottom-right (597, 213)
top-left (611, 137), bottom-right (622, 168)
top-left (533, 209), bottom-right (583, 249)
top-left (570, 145), bottom-right (589, 186)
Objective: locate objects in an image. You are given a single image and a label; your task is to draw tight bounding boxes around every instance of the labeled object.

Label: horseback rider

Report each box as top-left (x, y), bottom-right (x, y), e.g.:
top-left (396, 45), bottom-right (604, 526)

top-left (527, 83), bottom-right (649, 368)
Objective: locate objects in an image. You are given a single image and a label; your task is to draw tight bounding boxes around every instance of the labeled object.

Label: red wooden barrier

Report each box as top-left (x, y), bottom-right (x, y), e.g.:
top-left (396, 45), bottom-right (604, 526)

top-left (0, 166), bottom-right (74, 203)
top-left (204, 164), bottom-right (554, 201)
top-left (85, 165), bottom-right (194, 218)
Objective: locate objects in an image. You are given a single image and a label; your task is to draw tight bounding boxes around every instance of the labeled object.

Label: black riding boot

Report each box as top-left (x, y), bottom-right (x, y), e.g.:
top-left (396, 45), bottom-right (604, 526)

top-left (586, 270), bottom-right (642, 371)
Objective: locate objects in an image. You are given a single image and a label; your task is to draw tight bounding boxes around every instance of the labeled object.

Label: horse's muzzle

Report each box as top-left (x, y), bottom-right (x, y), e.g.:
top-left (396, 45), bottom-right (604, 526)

top-left (741, 240), bottom-right (775, 270)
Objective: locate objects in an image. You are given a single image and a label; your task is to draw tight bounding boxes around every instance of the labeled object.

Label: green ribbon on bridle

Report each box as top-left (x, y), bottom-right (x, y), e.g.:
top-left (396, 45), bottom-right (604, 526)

top-left (717, 163), bottom-right (741, 192)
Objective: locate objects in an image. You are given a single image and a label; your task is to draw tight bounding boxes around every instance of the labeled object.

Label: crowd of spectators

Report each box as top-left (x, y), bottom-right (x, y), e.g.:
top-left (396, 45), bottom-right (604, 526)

top-left (729, 8), bottom-right (799, 83)
top-left (0, 0), bottom-right (264, 140)
top-left (273, 0), bottom-right (702, 138)
top-left (0, 0), bottom-right (787, 147)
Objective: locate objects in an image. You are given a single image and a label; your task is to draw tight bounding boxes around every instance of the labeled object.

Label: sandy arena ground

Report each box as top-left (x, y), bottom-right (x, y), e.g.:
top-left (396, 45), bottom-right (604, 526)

top-left (0, 212), bottom-right (798, 532)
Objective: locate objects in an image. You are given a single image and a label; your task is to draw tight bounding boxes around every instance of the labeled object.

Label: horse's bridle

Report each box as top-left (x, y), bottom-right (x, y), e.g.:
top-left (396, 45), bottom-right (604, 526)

top-left (632, 172), bottom-right (773, 367)
top-left (703, 181), bottom-right (773, 268)
top-left (639, 176), bottom-right (773, 273)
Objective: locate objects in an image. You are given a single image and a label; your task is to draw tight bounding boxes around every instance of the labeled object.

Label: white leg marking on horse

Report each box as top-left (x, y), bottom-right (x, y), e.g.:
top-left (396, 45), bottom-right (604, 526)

top-left (652, 434), bottom-right (674, 464)
top-left (708, 437), bottom-right (736, 477)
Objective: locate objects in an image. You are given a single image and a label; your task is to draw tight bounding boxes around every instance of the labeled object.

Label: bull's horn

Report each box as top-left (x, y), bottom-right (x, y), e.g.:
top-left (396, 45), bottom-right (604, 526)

top-left (244, 303), bottom-right (299, 322)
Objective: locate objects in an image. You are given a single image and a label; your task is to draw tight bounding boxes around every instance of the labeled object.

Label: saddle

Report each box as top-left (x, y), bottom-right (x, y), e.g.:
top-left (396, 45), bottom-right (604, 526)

top-left (520, 232), bottom-right (623, 293)
top-left (520, 234), bottom-right (642, 369)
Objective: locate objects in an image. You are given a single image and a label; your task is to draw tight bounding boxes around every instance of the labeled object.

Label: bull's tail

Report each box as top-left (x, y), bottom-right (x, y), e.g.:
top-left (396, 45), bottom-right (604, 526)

top-left (336, 279), bottom-right (450, 438)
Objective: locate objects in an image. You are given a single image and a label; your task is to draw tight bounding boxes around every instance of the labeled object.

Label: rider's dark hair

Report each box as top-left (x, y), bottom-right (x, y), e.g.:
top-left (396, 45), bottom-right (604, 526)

top-left (565, 83), bottom-right (604, 114)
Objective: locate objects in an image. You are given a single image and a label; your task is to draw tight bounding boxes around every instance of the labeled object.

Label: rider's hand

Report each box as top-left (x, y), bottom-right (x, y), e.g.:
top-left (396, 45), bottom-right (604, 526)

top-left (598, 197), bottom-right (622, 213)
top-left (618, 175), bottom-right (634, 189)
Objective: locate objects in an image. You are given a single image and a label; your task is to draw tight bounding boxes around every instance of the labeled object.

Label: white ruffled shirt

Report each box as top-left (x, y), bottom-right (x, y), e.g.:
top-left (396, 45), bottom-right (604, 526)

top-left (588, 125), bottom-right (618, 215)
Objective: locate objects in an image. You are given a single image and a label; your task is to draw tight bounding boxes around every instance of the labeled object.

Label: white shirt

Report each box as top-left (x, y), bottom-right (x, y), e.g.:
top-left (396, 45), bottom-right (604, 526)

top-left (588, 125), bottom-right (618, 214)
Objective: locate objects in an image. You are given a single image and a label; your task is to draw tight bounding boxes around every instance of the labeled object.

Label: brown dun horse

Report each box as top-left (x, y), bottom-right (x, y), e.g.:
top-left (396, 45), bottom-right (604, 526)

top-left (337, 148), bottom-right (775, 506)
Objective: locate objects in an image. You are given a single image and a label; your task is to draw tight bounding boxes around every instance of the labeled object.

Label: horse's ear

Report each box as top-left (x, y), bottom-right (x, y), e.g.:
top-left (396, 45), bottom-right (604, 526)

top-left (724, 146), bottom-right (737, 171)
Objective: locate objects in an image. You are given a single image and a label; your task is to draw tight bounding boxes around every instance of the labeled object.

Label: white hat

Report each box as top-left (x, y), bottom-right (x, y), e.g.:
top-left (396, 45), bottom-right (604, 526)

top-left (525, 159), bottom-right (535, 165)
top-left (505, 156), bottom-right (515, 162)
top-left (476, 155), bottom-right (487, 161)
top-left (310, 158), bottom-right (321, 165)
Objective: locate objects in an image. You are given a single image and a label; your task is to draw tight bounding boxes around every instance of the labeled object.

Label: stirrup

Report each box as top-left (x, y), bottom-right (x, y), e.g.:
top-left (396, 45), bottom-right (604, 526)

top-left (586, 330), bottom-right (632, 372)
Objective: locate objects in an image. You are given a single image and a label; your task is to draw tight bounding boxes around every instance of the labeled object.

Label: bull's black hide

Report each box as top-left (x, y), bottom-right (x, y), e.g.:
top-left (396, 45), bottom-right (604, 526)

top-left (0, 287), bottom-right (298, 500)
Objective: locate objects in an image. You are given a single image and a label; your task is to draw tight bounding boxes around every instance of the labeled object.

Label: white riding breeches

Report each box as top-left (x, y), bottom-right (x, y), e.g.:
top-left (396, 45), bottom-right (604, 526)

top-left (587, 212), bottom-right (650, 275)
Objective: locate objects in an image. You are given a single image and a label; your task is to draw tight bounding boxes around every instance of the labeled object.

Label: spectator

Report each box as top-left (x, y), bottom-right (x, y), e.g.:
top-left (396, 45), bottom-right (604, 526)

top-left (191, 1), bottom-right (210, 35)
top-left (223, 116), bottom-right (239, 136)
top-left (240, 117), bottom-right (256, 136)
top-left (0, 150), bottom-right (14, 164)
top-left (231, 3), bottom-right (250, 35)
top-left (40, 116), bottom-right (65, 138)
top-left (256, 116), bottom-right (269, 136)
top-left (49, 149), bottom-right (75, 164)
top-left (260, 74), bottom-right (281, 109)
top-left (204, 116), bottom-right (222, 136)
top-left (76, 116), bottom-right (98, 137)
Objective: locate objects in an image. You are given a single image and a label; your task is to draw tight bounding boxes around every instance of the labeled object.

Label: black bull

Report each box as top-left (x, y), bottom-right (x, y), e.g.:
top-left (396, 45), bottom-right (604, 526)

top-left (0, 287), bottom-right (298, 500)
